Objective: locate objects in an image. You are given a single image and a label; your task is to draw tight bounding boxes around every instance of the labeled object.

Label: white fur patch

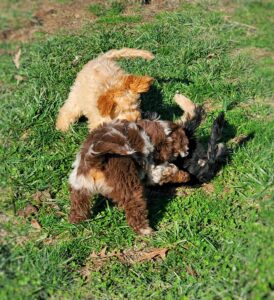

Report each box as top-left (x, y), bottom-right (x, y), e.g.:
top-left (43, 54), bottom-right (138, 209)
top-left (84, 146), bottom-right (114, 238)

top-left (69, 153), bottom-right (95, 191)
top-left (88, 144), bottom-right (100, 155)
top-left (198, 159), bottom-right (206, 167)
top-left (139, 129), bottom-right (154, 156)
top-left (106, 126), bottom-right (126, 139)
top-left (69, 152), bottom-right (113, 195)
top-left (146, 163), bottom-right (167, 185)
top-left (158, 121), bottom-right (171, 136)
top-left (69, 170), bottom-right (95, 191)
top-left (123, 143), bottom-right (135, 155)
top-left (128, 122), bottom-right (138, 130)
top-left (93, 179), bottom-right (113, 196)
top-left (180, 151), bottom-right (189, 158)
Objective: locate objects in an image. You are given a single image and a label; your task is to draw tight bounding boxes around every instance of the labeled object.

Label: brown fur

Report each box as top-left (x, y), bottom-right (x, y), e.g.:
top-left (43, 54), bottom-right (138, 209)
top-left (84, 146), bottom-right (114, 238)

top-left (68, 119), bottom-right (190, 234)
top-left (69, 186), bottom-right (91, 223)
top-left (138, 120), bottom-right (189, 163)
top-left (105, 157), bottom-right (150, 233)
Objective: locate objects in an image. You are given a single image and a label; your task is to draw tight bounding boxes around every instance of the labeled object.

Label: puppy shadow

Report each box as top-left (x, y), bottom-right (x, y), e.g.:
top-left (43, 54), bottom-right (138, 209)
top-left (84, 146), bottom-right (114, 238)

top-left (140, 85), bottom-right (185, 121)
top-left (78, 115), bottom-right (88, 124)
top-left (146, 183), bottom-right (194, 230)
top-left (199, 119), bottom-right (237, 146)
top-left (92, 195), bottom-right (114, 216)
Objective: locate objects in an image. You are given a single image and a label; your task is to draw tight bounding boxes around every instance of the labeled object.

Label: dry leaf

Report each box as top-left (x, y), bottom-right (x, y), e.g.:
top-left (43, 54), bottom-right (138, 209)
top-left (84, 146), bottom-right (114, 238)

top-left (230, 134), bottom-right (249, 145)
top-left (18, 204), bottom-right (38, 217)
top-left (186, 265), bottom-right (198, 277)
top-left (15, 235), bottom-right (30, 246)
top-left (202, 183), bottom-right (215, 193)
top-left (55, 210), bottom-right (66, 217)
top-left (31, 219), bottom-right (42, 230)
top-left (80, 266), bottom-right (91, 279)
top-left (72, 55), bottom-right (81, 66)
top-left (0, 212), bottom-right (10, 223)
top-left (0, 229), bottom-right (8, 239)
top-left (207, 53), bottom-right (215, 59)
top-left (14, 74), bottom-right (25, 83)
top-left (13, 49), bottom-right (21, 69)
top-left (20, 130), bottom-right (30, 140)
top-left (43, 236), bottom-right (57, 245)
top-left (176, 186), bottom-right (194, 197)
top-left (99, 247), bottom-right (107, 258)
top-left (136, 248), bottom-right (168, 262)
top-left (81, 245), bottom-right (175, 280)
top-left (32, 190), bottom-right (51, 204)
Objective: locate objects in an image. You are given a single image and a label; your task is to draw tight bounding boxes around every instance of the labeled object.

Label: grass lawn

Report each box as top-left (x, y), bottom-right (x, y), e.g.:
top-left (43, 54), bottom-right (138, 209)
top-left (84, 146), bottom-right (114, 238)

top-left (0, 0), bottom-right (273, 299)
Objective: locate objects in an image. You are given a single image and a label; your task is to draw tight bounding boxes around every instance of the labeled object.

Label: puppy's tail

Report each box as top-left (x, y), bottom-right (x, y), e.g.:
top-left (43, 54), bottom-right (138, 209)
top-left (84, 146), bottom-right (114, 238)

top-left (101, 48), bottom-right (154, 61)
top-left (88, 141), bottom-right (135, 157)
top-left (70, 140), bottom-right (137, 179)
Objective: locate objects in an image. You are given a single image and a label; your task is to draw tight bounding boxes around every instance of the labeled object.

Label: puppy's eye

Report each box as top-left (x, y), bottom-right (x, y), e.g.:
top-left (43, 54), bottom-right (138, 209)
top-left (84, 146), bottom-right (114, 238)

top-left (198, 159), bottom-right (206, 167)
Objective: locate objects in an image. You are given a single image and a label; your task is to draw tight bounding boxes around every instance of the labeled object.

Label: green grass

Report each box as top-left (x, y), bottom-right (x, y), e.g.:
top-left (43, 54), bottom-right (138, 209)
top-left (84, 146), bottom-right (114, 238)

top-left (0, 1), bottom-right (274, 299)
top-left (88, 1), bottom-right (125, 17)
top-left (88, 1), bottom-right (141, 24)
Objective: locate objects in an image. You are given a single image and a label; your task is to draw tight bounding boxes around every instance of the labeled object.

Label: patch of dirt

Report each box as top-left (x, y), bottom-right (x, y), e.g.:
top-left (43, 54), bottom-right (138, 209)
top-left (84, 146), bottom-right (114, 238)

top-left (232, 47), bottom-right (274, 61)
top-left (0, 0), bottom-right (96, 42)
top-left (125, 0), bottom-right (181, 22)
top-left (203, 99), bottom-right (222, 113)
top-left (217, 0), bottom-right (239, 14)
top-left (0, 0), bottom-right (183, 43)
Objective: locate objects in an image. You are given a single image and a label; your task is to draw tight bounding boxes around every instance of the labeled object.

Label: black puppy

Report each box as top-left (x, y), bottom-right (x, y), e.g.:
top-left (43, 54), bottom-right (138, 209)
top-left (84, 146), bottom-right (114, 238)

top-left (177, 108), bottom-right (228, 183)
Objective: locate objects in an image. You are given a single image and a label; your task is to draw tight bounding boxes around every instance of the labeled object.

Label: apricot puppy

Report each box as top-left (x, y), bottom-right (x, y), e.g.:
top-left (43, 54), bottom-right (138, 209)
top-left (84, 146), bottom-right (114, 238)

top-left (56, 48), bottom-right (154, 132)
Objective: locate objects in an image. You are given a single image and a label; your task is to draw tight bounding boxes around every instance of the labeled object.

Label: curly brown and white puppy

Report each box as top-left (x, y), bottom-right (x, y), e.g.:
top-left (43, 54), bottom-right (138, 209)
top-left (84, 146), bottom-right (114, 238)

top-left (56, 48), bottom-right (154, 132)
top-left (68, 119), bottom-right (190, 234)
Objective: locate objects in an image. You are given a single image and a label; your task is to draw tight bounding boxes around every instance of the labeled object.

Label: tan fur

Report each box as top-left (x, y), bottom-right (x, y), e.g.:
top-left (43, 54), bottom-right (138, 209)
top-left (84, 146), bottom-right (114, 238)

top-left (56, 48), bottom-right (154, 132)
top-left (174, 93), bottom-right (197, 124)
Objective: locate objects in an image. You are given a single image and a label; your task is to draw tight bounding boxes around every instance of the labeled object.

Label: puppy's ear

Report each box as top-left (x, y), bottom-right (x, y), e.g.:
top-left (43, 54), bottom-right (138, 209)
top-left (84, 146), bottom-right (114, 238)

top-left (97, 94), bottom-right (117, 117)
top-left (124, 75), bottom-right (154, 93)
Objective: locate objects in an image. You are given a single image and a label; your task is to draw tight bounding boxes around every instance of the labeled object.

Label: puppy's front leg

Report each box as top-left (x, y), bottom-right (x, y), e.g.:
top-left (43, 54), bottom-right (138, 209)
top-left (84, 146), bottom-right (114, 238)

top-left (147, 163), bottom-right (190, 186)
top-left (68, 186), bottom-right (92, 223)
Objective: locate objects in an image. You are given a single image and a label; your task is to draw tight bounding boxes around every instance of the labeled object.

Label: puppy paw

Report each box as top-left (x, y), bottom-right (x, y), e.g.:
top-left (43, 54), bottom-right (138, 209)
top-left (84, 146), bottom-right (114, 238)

top-left (68, 211), bottom-right (90, 224)
top-left (56, 119), bottom-right (70, 132)
top-left (143, 51), bottom-right (155, 60)
top-left (139, 227), bottom-right (153, 235)
top-left (176, 170), bottom-right (191, 183)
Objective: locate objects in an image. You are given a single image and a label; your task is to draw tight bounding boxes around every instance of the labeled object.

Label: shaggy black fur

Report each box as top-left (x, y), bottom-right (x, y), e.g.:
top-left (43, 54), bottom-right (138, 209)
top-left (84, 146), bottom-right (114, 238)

top-left (176, 108), bottom-right (228, 183)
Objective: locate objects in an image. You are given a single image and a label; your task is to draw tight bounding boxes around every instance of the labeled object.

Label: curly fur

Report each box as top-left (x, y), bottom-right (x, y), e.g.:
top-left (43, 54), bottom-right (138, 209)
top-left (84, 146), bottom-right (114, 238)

top-left (176, 109), bottom-right (228, 183)
top-left (68, 119), bottom-right (190, 234)
top-left (56, 48), bottom-right (154, 132)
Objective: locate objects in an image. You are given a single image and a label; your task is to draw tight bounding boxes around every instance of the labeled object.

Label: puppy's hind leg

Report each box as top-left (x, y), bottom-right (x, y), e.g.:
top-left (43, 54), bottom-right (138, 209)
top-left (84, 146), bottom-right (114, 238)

top-left (106, 158), bottom-right (152, 235)
top-left (69, 186), bottom-right (92, 223)
top-left (123, 187), bottom-right (152, 235)
top-left (56, 100), bottom-right (82, 132)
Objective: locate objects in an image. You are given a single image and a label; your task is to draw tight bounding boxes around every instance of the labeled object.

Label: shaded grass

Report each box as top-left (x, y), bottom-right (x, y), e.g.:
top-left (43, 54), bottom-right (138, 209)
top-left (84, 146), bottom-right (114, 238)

top-left (0, 1), bottom-right (273, 299)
